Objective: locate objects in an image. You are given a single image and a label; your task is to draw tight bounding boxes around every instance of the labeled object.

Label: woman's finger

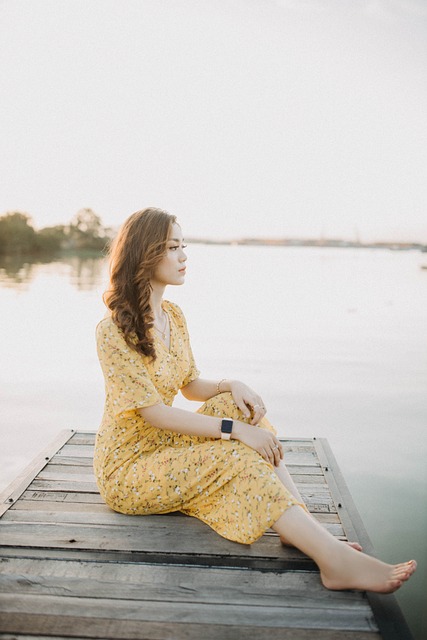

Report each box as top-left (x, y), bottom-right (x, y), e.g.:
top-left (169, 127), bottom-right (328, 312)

top-left (272, 444), bottom-right (281, 466)
top-left (250, 404), bottom-right (261, 425)
top-left (250, 399), bottom-right (266, 425)
top-left (235, 395), bottom-right (251, 419)
top-left (273, 438), bottom-right (284, 460)
top-left (265, 446), bottom-right (276, 466)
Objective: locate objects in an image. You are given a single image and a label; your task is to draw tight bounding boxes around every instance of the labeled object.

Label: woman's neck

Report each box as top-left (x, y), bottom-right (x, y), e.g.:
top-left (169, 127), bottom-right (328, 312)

top-left (150, 284), bottom-right (166, 321)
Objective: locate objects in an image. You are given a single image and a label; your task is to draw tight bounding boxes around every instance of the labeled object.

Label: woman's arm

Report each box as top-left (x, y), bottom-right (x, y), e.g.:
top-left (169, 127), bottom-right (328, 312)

top-left (180, 377), bottom-right (223, 402)
top-left (181, 377), bottom-right (267, 426)
top-left (139, 402), bottom-right (283, 467)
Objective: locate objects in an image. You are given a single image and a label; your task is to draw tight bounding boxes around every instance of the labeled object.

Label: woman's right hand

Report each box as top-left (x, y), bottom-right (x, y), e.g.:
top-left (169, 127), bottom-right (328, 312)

top-left (233, 422), bottom-right (283, 467)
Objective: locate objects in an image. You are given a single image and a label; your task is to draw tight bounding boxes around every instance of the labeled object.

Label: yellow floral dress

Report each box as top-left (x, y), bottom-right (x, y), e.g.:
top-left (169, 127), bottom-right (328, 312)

top-left (94, 300), bottom-right (300, 544)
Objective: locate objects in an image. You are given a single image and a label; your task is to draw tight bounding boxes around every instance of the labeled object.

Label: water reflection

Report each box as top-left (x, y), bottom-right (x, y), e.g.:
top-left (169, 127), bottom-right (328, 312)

top-left (0, 254), bottom-right (107, 291)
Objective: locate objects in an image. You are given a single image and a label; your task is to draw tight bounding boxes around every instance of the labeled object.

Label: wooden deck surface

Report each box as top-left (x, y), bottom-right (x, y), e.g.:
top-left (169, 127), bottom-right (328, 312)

top-left (0, 430), bottom-right (413, 639)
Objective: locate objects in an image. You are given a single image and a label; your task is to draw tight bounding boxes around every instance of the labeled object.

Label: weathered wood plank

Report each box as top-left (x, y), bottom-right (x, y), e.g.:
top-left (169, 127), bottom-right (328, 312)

top-left (19, 490), bottom-right (105, 504)
top-left (27, 480), bottom-right (98, 492)
top-left (56, 444), bottom-right (94, 458)
top-left (9, 500), bottom-right (342, 523)
top-left (0, 430), bottom-right (74, 517)
top-left (0, 617), bottom-right (382, 640)
top-left (17, 488), bottom-right (336, 516)
top-left (0, 520), bottom-right (311, 561)
top-left (0, 545), bottom-right (310, 570)
top-left (48, 456), bottom-right (93, 467)
top-left (38, 465), bottom-right (95, 477)
top-left (0, 557), bottom-right (369, 610)
top-left (0, 509), bottom-right (345, 536)
top-left (10, 500), bottom-right (114, 513)
top-left (26, 478), bottom-right (328, 495)
top-left (0, 592), bottom-right (378, 631)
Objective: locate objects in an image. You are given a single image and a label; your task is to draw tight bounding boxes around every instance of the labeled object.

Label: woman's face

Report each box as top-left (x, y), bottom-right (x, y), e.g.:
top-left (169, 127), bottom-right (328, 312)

top-left (151, 223), bottom-right (187, 287)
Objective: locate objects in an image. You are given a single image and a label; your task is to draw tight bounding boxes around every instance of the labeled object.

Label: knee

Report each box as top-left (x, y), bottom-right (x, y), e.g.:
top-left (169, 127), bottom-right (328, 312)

top-left (197, 392), bottom-right (247, 421)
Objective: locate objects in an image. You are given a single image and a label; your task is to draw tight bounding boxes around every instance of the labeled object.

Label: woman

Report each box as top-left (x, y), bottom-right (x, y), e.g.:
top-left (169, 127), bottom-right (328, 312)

top-left (94, 207), bottom-right (416, 593)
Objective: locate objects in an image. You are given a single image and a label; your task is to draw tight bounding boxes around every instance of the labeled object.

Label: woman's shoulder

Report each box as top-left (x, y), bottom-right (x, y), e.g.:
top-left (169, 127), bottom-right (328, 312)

top-left (163, 299), bottom-right (183, 317)
top-left (96, 314), bottom-right (122, 340)
top-left (163, 300), bottom-right (188, 328)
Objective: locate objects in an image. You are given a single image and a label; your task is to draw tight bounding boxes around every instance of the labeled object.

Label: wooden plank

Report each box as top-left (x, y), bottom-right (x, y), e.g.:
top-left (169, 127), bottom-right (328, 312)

top-left (10, 500), bottom-right (114, 513)
top-left (0, 617), bottom-right (382, 640)
top-left (48, 455), bottom-right (93, 467)
top-left (0, 545), bottom-right (311, 570)
top-left (37, 469), bottom-right (95, 482)
top-left (38, 464), bottom-right (95, 476)
top-left (0, 557), bottom-right (370, 610)
top-left (9, 500), bottom-right (342, 523)
top-left (27, 480), bottom-right (98, 492)
top-left (315, 438), bottom-right (414, 640)
top-left (19, 490), bottom-right (104, 504)
top-left (0, 510), bottom-right (344, 538)
top-left (0, 430), bottom-right (75, 517)
top-left (0, 519), bottom-right (312, 562)
top-left (0, 592), bottom-right (378, 631)
top-left (55, 444), bottom-right (94, 458)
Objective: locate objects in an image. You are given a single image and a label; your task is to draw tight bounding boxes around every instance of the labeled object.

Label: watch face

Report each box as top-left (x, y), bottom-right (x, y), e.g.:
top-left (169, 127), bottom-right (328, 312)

top-left (221, 419), bottom-right (233, 434)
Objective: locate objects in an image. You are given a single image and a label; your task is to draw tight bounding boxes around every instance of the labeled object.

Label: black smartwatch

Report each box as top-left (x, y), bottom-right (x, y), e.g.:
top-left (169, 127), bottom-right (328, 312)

top-left (221, 419), bottom-right (233, 440)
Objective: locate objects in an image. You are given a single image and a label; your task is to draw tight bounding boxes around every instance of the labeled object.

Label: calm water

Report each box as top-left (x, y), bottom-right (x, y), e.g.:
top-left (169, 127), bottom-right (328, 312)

top-left (1, 246), bottom-right (426, 639)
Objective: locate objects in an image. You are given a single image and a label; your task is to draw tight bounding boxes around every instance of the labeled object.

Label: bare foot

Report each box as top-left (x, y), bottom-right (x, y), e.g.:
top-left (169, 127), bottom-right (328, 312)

top-left (320, 546), bottom-right (417, 593)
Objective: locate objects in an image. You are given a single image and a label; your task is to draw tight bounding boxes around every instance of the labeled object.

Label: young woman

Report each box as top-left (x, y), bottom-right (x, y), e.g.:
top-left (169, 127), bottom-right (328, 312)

top-left (94, 207), bottom-right (416, 593)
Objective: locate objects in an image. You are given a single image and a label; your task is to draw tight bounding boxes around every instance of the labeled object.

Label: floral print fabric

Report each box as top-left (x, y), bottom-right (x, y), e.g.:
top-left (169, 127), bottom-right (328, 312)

top-left (94, 300), bottom-right (299, 544)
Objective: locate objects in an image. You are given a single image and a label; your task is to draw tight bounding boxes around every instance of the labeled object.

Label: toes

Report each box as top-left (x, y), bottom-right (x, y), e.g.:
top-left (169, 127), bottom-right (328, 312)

top-left (388, 579), bottom-right (403, 593)
top-left (392, 561), bottom-right (417, 582)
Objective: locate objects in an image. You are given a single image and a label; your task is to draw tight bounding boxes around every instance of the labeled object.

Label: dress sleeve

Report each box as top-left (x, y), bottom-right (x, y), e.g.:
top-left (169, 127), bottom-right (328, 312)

top-left (96, 318), bottom-right (162, 416)
top-left (181, 336), bottom-right (200, 388)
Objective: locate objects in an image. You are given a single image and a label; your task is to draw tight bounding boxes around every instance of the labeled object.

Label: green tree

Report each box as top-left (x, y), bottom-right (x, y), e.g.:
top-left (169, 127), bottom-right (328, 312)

top-left (67, 208), bottom-right (107, 250)
top-left (35, 225), bottom-right (67, 253)
top-left (0, 212), bottom-right (37, 255)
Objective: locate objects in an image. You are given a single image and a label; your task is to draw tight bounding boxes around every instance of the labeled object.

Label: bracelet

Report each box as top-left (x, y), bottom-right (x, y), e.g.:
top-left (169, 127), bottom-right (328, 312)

top-left (216, 378), bottom-right (226, 395)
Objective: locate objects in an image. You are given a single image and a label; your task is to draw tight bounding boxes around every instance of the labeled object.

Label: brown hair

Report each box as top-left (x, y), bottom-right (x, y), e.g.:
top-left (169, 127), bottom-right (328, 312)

top-left (104, 207), bottom-right (177, 359)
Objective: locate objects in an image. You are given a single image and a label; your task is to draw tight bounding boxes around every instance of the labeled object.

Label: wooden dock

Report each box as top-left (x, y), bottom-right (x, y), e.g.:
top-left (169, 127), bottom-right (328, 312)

top-left (0, 430), bottom-right (413, 639)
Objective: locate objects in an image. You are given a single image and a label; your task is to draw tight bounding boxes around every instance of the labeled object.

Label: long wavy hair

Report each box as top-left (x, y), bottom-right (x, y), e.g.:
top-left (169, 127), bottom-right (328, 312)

top-left (104, 207), bottom-right (177, 359)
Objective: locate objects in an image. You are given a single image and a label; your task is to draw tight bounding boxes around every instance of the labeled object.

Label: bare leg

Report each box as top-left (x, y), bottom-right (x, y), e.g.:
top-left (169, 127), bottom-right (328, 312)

top-left (274, 460), bottom-right (306, 504)
top-left (274, 461), bottom-right (363, 551)
top-left (272, 505), bottom-right (416, 593)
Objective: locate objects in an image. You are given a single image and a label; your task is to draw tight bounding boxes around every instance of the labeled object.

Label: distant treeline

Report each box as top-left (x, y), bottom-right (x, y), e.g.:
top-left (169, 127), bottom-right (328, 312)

top-left (0, 209), bottom-right (114, 256)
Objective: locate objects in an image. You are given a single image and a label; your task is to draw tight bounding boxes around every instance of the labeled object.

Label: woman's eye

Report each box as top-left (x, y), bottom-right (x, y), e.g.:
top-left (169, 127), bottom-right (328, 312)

top-left (182, 244), bottom-right (187, 249)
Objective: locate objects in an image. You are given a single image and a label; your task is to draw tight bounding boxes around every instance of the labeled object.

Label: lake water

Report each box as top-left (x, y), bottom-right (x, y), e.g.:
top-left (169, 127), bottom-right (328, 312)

top-left (1, 245), bottom-right (426, 639)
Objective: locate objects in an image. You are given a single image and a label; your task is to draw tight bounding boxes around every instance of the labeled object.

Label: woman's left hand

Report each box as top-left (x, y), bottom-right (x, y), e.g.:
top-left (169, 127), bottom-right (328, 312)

top-left (229, 380), bottom-right (267, 425)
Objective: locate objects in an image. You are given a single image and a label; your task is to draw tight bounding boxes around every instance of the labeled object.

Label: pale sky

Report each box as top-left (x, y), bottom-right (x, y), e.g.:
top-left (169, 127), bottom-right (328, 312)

top-left (1, 0), bottom-right (426, 242)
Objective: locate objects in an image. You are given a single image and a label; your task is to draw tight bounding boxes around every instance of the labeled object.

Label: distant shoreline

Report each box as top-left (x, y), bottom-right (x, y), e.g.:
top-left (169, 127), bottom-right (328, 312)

top-left (186, 237), bottom-right (427, 251)
top-left (0, 239), bottom-right (426, 262)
